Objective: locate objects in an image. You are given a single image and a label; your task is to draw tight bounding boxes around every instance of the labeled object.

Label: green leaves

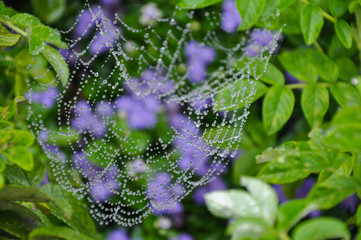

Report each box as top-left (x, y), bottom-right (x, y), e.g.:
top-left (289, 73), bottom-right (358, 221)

top-left (330, 82), bottom-right (361, 107)
top-left (301, 84), bottom-right (329, 127)
top-left (236, 0), bottom-right (267, 30)
top-left (41, 45), bottom-right (69, 86)
top-left (328, 0), bottom-right (349, 17)
top-left (307, 174), bottom-right (361, 209)
top-left (205, 190), bottom-right (262, 219)
top-left (276, 199), bottom-right (317, 231)
top-left (254, 62), bottom-right (285, 85)
top-left (292, 217), bottom-right (350, 240)
top-left (206, 177), bottom-right (278, 240)
top-left (257, 141), bottom-right (329, 184)
top-left (324, 106), bottom-right (361, 151)
top-left (0, 23), bottom-right (20, 47)
top-left (214, 79), bottom-right (268, 111)
top-left (29, 226), bottom-right (93, 240)
top-left (241, 177), bottom-right (278, 224)
top-left (262, 86), bottom-right (295, 135)
top-left (278, 50), bottom-right (318, 83)
top-left (178, 0), bottom-right (222, 9)
top-left (4, 146), bottom-right (34, 171)
top-left (335, 19), bottom-right (353, 49)
top-left (300, 4), bottom-right (324, 45)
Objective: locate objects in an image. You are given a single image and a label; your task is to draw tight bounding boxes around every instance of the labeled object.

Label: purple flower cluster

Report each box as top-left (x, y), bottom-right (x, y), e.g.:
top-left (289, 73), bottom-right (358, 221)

top-left (147, 173), bottom-right (184, 215)
top-left (245, 29), bottom-right (275, 57)
top-left (185, 41), bottom-right (216, 83)
top-left (71, 100), bottom-right (108, 138)
top-left (73, 152), bottom-right (119, 202)
top-left (107, 229), bottom-right (130, 240)
top-left (221, 0), bottom-right (242, 33)
top-left (25, 87), bottom-right (58, 108)
top-left (75, 5), bottom-right (120, 55)
top-left (171, 233), bottom-right (194, 240)
top-left (115, 72), bottom-right (162, 130)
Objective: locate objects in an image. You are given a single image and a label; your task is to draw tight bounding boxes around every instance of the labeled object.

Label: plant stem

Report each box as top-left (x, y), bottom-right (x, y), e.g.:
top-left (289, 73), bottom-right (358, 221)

top-left (301, 0), bottom-right (337, 23)
top-left (0, 17), bottom-right (27, 37)
top-left (354, 9), bottom-right (361, 70)
top-left (313, 41), bottom-right (324, 53)
top-left (286, 82), bottom-right (330, 89)
top-left (278, 231), bottom-right (291, 240)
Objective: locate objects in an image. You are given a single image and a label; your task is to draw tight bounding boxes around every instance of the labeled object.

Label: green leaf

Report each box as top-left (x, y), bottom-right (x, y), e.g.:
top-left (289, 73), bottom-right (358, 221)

top-left (10, 13), bottom-right (41, 28)
top-left (301, 84), bottom-right (329, 127)
top-left (335, 19), bottom-right (353, 49)
top-left (260, 0), bottom-right (280, 21)
top-left (241, 177), bottom-right (278, 224)
top-left (0, 210), bottom-right (43, 239)
top-left (278, 49), bottom-right (318, 83)
top-left (205, 190), bottom-right (262, 219)
top-left (203, 125), bottom-right (245, 150)
top-left (307, 175), bottom-right (361, 209)
top-left (31, 25), bottom-right (67, 49)
top-left (276, 199), bottom-right (318, 231)
top-left (0, 32), bottom-right (21, 47)
top-left (41, 45), bottom-right (69, 86)
top-left (0, 173), bottom-right (4, 191)
top-left (29, 226), bottom-right (93, 240)
top-left (226, 217), bottom-right (270, 240)
top-left (258, 151), bottom-right (328, 184)
top-left (232, 149), bottom-right (263, 184)
top-left (10, 130), bottom-right (34, 147)
top-left (214, 79), bottom-right (268, 111)
top-left (262, 86), bottom-right (295, 135)
top-left (0, 186), bottom-right (51, 202)
top-left (330, 82), bottom-right (361, 107)
top-left (292, 217), bottom-right (350, 240)
top-left (324, 124), bottom-right (361, 151)
top-left (236, 0), bottom-right (267, 30)
top-left (337, 57), bottom-right (358, 82)
top-left (278, 0), bottom-right (297, 9)
top-left (0, 100), bottom-right (17, 120)
top-left (306, 49), bottom-right (339, 82)
top-left (31, 0), bottom-right (66, 24)
top-left (254, 62), bottom-right (285, 85)
top-left (300, 4), bottom-right (324, 45)
top-left (178, 0), bottom-right (222, 9)
top-left (40, 184), bottom-right (96, 238)
top-left (4, 146), bottom-right (34, 171)
top-left (0, 2), bottom-right (18, 18)
top-left (328, 0), bottom-right (349, 17)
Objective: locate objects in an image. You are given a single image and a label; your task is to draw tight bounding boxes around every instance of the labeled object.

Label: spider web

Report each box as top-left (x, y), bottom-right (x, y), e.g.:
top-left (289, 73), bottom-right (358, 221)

top-left (25, 2), bottom-right (282, 226)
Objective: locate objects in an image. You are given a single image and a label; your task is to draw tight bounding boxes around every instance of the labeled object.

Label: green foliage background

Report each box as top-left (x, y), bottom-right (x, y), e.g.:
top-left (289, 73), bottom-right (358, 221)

top-left (1, 0), bottom-right (361, 239)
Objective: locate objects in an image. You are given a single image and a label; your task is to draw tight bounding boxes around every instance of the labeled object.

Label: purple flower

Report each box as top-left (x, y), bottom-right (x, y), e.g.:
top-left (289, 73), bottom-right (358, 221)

top-left (245, 29), bottom-right (276, 57)
top-left (284, 72), bottom-right (302, 84)
top-left (185, 41), bottom-right (216, 83)
top-left (71, 101), bottom-right (107, 137)
top-left (90, 166), bottom-right (119, 202)
top-left (25, 87), bottom-right (58, 108)
top-left (115, 94), bottom-right (160, 130)
top-left (221, 0), bottom-right (242, 33)
top-left (72, 152), bottom-right (101, 178)
top-left (75, 6), bottom-right (101, 37)
top-left (339, 194), bottom-right (360, 213)
top-left (107, 229), bottom-right (130, 240)
top-left (102, 0), bottom-right (120, 6)
top-left (171, 234), bottom-right (194, 240)
top-left (147, 172), bottom-right (185, 215)
top-left (295, 178), bottom-right (315, 198)
top-left (40, 171), bottom-right (49, 185)
top-left (272, 185), bottom-right (288, 204)
top-left (89, 24), bottom-right (119, 55)
top-left (96, 100), bottom-right (114, 117)
top-left (139, 3), bottom-right (163, 25)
